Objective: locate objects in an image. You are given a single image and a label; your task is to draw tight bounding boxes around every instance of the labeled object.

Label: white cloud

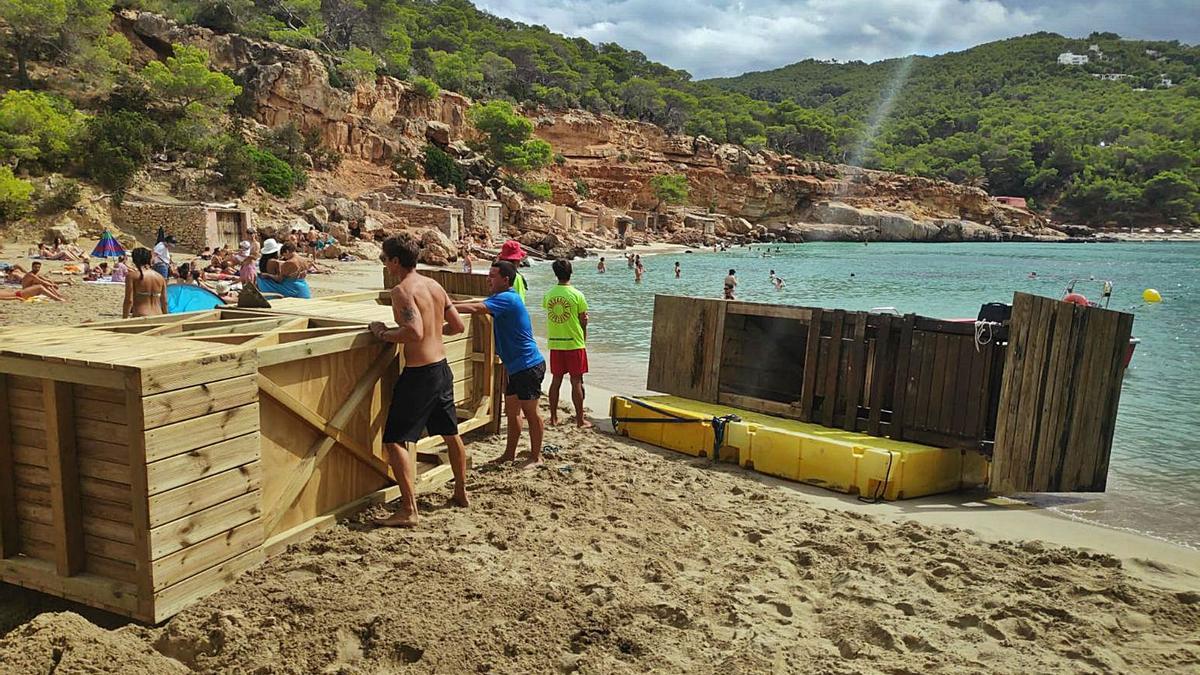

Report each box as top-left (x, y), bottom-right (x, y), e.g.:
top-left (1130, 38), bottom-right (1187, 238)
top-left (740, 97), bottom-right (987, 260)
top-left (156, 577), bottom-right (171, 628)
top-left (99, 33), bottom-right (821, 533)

top-left (473, 0), bottom-right (1200, 78)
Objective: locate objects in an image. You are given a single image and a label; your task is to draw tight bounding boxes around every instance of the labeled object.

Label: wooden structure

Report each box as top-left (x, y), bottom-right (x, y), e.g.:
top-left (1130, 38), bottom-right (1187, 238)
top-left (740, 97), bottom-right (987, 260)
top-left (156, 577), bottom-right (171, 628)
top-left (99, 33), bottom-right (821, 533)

top-left (647, 293), bottom-right (1134, 494)
top-left (990, 293), bottom-right (1134, 493)
top-left (0, 298), bottom-right (496, 622)
top-left (383, 267), bottom-right (492, 298)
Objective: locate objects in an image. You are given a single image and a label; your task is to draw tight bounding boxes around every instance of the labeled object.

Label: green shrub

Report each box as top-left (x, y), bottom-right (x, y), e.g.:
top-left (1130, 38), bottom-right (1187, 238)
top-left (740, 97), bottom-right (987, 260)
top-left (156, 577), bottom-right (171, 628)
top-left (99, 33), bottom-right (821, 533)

top-left (0, 167), bottom-right (34, 222)
top-left (513, 178), bottom-right (552, 201)
top-left (423, 144), bottom-right (465, 192)
top-left (553, 152), bottom-right (566, 166)
top-left (0, 90), bottom-right (83, 174)
top-left (412, 77), bottom-right (440, 98)
top-left (573, 178), bottom-right (589, 197)
top-left (215, 136), bottom-right (256, 196)
top-left (36, 178), bottom-right (81, 214)
top-left (248, 147), bottom-right (299, 197)
top-left (650, 173), bottom-right (689, 207)
top-left (394, 155), bottom-right (420, 180)
top-left (77, 111), bottom-right (163, 195)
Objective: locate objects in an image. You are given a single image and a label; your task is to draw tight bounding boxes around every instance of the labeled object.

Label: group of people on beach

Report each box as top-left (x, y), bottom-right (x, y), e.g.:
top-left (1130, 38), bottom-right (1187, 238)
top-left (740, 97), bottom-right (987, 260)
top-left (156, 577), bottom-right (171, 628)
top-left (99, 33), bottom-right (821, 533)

top-left (369, 237), bottom-right (590, 528)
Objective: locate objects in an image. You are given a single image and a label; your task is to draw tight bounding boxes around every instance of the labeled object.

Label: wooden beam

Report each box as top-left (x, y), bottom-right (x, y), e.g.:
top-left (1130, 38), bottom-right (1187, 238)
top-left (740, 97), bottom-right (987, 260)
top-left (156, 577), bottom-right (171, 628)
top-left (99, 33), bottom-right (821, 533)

top-left (141, 312), bottom-right (218, 336)
top-left (240, 317), bottom-right (309, 349)
top-left (256, 375), bottom-right (392, 481)
top-left (263, 345), bottom-right (398, 534)
top-left (0, 374), bottom-right (18, 557)
top-left (123, 372), bottom-right (156, 621)
top-left (42, 380), bottom-right (84, 576)
top-left (798, 309), bottom-right (823, 422)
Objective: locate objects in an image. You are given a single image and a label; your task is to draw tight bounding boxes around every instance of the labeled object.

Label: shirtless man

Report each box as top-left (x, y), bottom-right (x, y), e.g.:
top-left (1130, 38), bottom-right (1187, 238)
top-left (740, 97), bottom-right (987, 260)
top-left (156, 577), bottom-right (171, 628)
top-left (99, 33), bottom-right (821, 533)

top-left (369, 235), bottom-right (469, 527)
top-left (23, 261), bottom-right (68, 292)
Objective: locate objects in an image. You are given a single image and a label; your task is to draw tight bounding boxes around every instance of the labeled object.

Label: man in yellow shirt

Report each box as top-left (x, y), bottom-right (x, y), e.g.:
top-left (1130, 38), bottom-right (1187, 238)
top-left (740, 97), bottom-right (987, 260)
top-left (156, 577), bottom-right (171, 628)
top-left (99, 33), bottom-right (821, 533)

top-left (542, 259), bottom-right (591, 427)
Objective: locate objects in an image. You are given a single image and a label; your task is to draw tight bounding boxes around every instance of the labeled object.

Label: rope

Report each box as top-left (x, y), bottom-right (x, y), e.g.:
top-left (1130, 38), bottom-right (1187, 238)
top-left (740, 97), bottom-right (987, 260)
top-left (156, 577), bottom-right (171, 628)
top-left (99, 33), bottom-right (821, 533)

top-left (857, 450), bottom-right (896, 504)
top-left (974, 320), bottom-right (1000, 352)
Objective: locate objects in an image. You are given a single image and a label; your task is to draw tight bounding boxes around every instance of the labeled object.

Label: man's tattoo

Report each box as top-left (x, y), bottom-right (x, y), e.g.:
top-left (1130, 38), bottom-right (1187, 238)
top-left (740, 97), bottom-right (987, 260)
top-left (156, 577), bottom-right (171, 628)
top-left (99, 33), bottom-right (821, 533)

top-left (401, 306), bottom-right (416, 323)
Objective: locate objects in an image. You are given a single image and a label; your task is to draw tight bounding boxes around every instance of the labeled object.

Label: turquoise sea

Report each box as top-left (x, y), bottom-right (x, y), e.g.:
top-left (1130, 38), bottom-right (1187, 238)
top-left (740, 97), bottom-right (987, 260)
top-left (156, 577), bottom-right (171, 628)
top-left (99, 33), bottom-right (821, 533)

top-left (519, 242), bottom-right (1200, 549)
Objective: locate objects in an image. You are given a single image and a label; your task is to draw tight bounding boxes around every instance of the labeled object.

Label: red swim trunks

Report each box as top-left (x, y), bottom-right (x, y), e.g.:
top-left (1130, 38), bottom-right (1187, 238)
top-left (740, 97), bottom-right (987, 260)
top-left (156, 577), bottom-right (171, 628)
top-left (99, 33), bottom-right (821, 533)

top-left (549, 348), bottom-right (589, 376)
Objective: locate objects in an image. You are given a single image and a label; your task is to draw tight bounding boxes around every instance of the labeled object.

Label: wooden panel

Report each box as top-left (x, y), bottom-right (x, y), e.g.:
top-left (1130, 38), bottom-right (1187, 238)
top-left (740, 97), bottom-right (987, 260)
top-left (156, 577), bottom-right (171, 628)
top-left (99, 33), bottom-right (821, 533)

top-left (646, 295), bottom-right (726, 401)
top-left (821, 311), bottom-right (846, 428)
top-left (138, 349), bottom-right (257, 395)
top-left (0, 374), bottom-right (18, 557)
top-left (991, 293), bottom-right (1134, 493)
top-left (148, 490), bottom-right (262, 560)
top-left (146, 433), bottom-right (261, 496)
top-left (843, 313), bottom-right (868, 431)
top-left (71, 397), bottom-right (126, 423)
top-left (140, 374), bottom-right (260, 430)
top-left (147, 463), bottom-right (261, 528)
top-left (151, 519), bottom-right (262, 591)
top-left (151, 546), bottom-right (264, 623)
top-left (0, 557), bottom-right (140, 617)
top-left (798, 308), bottom-right (823, 422)
top-left (143, 403), bottom-right (260, 463)
top-left (867, 316), bottom-right (893, 436)
top-left (43, 380), bottom-right (84, 577)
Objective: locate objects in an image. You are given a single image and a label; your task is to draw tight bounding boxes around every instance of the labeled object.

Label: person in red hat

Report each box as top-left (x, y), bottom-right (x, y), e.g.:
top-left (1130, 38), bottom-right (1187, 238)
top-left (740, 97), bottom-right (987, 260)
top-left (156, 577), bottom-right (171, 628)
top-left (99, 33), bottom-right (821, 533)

top-left (496, 239), bottom-right (528, 302)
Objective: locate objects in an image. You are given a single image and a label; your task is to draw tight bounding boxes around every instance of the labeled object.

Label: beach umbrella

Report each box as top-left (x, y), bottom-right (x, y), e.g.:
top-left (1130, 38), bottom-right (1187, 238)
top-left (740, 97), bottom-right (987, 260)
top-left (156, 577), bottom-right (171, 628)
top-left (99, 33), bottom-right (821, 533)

top-left (91, 230), bottom-right (125, 258)
top-left (167, 284), bottom-right (225, 313)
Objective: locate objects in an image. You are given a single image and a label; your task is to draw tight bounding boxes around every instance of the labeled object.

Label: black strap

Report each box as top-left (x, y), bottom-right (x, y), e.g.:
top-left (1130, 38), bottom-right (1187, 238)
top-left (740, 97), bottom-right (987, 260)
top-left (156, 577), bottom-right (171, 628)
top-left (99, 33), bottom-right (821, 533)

top-left (610, 396), bottom-right (741, 461)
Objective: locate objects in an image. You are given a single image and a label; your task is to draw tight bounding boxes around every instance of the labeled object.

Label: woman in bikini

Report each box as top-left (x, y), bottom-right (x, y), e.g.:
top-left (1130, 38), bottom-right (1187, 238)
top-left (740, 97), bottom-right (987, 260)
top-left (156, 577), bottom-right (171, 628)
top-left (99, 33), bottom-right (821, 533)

top-left (0, 285), bottom-right (65, 302)
top-left (123, 247), bottom-right (167, 318)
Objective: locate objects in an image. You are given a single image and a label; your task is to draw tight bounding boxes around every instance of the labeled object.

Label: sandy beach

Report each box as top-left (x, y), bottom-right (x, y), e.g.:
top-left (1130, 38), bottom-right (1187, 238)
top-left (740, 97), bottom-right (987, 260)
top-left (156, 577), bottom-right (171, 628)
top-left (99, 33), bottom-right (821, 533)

top-left (2, 241), bottom-right (1200, 673)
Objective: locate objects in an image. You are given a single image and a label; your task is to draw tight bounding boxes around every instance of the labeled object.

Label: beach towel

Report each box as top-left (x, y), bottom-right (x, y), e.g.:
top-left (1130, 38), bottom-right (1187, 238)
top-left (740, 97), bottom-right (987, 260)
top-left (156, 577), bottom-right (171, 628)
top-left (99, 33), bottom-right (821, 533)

top-left (257, 276), bottom-right (312, 299)
top-left (167, 284), bottom-right (225, 313)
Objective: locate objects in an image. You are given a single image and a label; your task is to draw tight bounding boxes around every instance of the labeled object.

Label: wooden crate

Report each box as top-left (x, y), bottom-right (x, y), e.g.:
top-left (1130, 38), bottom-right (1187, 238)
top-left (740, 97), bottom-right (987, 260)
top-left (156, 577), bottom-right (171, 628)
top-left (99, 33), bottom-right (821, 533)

top-left (0, 302), bottom-right (496, 623)
top-left (0, 327), bottom-right (260, 622)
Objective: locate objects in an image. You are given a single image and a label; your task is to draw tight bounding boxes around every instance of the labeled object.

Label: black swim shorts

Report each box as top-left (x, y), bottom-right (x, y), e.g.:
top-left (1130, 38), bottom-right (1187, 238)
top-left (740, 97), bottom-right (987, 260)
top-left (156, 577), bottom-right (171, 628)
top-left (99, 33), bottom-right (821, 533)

top-left (505, 361), bottom-right (546, 401)
top-left (382, 360), bottom-right (458, 443)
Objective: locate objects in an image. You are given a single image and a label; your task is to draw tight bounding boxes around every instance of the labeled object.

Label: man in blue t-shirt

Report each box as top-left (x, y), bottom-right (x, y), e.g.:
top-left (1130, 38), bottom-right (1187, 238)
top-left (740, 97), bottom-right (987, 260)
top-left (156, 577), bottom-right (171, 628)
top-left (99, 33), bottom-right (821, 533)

top-left (454, 260), bottom-right (547, 468)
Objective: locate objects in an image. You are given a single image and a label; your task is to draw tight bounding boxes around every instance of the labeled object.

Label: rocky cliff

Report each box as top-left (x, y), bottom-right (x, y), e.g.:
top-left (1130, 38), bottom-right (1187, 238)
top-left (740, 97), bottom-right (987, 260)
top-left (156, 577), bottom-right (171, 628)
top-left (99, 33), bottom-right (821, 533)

top-left (118, 11), bottom-right (1057, 243)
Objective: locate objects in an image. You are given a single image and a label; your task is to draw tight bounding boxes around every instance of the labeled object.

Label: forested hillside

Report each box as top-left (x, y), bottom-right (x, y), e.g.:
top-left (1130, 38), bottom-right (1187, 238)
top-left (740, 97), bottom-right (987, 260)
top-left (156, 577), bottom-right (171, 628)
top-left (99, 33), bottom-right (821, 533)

top-left (709, 33), bottom-right (1200, 225)
top-left (0, 0), bottom-right (1197, 226)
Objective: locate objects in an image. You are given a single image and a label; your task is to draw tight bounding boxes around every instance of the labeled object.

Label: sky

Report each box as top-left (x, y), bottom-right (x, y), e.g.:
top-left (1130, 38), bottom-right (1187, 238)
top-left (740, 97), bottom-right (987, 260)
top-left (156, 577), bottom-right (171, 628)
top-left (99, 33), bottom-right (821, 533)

top-left (473, 0), bottom-right (1200, 79)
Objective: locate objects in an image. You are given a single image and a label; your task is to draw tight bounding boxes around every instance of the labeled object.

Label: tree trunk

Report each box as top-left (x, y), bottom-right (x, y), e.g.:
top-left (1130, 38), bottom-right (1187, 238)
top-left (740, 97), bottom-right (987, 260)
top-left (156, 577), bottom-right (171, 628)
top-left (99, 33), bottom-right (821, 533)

top-left (15, 41), bottom-right (30, 87)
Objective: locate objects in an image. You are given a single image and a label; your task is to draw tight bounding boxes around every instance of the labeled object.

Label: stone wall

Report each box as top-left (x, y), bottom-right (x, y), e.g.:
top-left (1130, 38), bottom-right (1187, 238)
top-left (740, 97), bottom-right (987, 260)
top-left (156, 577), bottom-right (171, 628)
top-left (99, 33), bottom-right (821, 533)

top-left (115, 202), bottom-right (208, 253)
top-left (415, 193), bottom-right (500, 239)
top-left (377, 201), bottom-right (462, 240)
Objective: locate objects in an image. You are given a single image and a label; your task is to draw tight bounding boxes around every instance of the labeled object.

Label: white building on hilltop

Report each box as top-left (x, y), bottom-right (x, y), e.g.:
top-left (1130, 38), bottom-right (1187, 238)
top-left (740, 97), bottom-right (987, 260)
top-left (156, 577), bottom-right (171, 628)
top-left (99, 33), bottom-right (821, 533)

top-left (1058, 52), bottom-right (1090, 65)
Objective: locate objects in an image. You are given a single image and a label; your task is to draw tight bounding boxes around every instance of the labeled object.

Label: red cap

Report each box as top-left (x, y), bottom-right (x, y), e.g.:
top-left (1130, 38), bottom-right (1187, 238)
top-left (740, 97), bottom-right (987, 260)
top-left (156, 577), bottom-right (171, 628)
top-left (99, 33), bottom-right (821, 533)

top-left (498, 239), bottom-right (526, 261)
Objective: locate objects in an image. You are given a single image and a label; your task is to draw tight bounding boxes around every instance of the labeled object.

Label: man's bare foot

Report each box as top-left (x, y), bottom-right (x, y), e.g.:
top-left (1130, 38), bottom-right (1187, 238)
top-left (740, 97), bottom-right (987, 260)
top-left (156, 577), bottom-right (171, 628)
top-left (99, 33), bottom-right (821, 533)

top-left (520, 456), bottom-right (543, 470)
top-left (487, 453), bottom-right (517, 465)
top-left (549, 416), bottom-right (561, 426)
top-left (450, 490), bottom-right (470, 508)
top-left (576, 418), bottom-right (594, 429)
top-left (373, 511), bottom-right (418, 528)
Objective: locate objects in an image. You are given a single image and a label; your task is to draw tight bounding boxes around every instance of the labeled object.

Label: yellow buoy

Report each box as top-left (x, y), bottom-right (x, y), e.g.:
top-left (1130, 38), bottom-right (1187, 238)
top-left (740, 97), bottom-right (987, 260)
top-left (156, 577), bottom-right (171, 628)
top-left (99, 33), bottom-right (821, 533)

top-left (1143, 288), bottom-right (1162, 303)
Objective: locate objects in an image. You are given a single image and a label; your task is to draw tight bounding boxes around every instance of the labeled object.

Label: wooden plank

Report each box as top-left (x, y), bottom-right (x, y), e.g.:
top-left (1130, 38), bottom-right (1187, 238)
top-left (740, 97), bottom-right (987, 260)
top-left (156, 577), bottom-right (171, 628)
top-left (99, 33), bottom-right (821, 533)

top-left (80, 477), bottom-right (131, 506)
top-left (1029, 301), bottom-right (1077, 489)
top-left (149, 490), bottom-right (261, 561)
top-left (1092, 312), bottom-right (1134, 490)
top-left (256, 378), bottom-right (391, 482)
top-left (147, 463), bottom-right (261, 529)
top-left (647, 295), bottom-right (725, 402)
top-left (14, 462), bottom-right (50, 489)
top-left (12, 425), bottom-right (45, 449)
top-left (74, 385), bottom-right (129, 404)
top-left (0, 355), bottom-right (127, 388)
top-left (86, 555), bottom-right (139, 585)
top-left (718, 393), bottom-right (800, 420)
top-left (950, 337), bottom-right (974, 436)
top-left (151, 546), bottom-right (264, 623)
top-left (7, 375), bottom-right (41, 391)
top-left (72, 397), bottom-right (126, 423)
top-left (798, 308), bottom-right (823, 422)
top-left (151, 518), bottom-right (263, 592)
top-left (8, 406), bottom-right (44, 430)
top-left (821, 312), bottom-right (846, 427)
top-left (866, 316), bottom-right (893, 436)
top-left (82, 514), bottom-right (135, 545)
top-left (1012, 295), bottom-right (1056, 489)
top-left (263, 345), bottom-right (398, 534)
top-left (146, 433), bottom-right (262, 496)
top-left (139, 348), bottom-right (257, 396)
top-left (888, 315), bottom-right (916, 438)
top-left (0, 374), bottom-right (18, 557)
top-left (257, 331), bottom-right (379, 368)
top-left (43, 380), bottom-right (85, 577)
top-left (77, 437), bottom-right (130, 465)
top-left (842, 313), bottom-right (868, 431)
top-left (13, 445), bottom-right (46, 468)
top-left (1062, 307), bottom-right (1118, 490)
top-left (143, 403), bottom-right (260, 463)
top-left (912, 331), bottom-right (937, 431)
top-left (74, 418), bottom-right (128, 445)
top-left (0, 557), bottom-right (140, 617)
top-left (140, 374), bottom-right (259, 430)
top-left (725, 302), bottom-right (814, 320)
top-left (8, 387), bottom-right (43, 410)
top-left (79, 457), bottom-right (131, 485)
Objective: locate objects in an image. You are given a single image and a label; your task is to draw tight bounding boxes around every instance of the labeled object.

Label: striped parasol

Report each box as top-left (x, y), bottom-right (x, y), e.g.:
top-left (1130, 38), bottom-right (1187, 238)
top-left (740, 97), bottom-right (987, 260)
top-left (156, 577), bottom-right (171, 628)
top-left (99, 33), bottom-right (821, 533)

top-left (91, 230), bottom-right (125, 258)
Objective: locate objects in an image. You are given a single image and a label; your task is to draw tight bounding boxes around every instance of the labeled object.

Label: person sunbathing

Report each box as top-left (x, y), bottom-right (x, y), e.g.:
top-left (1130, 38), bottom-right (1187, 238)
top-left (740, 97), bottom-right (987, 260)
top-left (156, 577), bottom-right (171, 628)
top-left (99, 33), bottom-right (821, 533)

top-left (1, 284), bottom-right (65, 301)
top-left (23, 261), bottom-right (68, 290)
top-left (84, 262), bottom-right (110, 281)
top-left (258, 242), bottom-right (313, 298)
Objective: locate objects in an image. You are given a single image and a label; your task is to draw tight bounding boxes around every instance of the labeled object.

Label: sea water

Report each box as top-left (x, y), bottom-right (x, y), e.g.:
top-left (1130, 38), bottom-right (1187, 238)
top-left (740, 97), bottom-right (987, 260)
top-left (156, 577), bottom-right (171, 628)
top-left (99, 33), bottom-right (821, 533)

top-left (519, 242), bottom-right (1200, 549)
